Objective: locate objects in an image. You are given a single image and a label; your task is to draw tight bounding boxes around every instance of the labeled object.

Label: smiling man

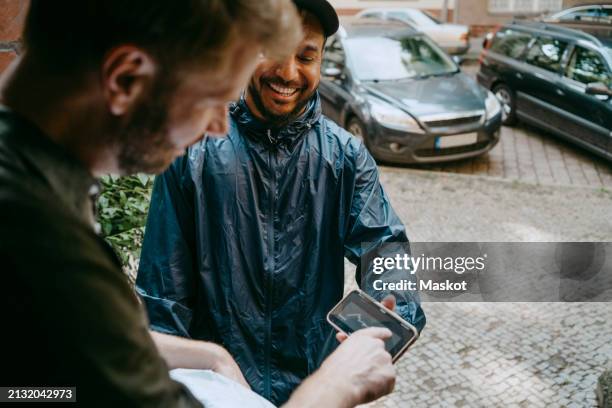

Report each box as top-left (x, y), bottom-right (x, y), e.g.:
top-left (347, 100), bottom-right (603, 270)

top-left (137, 0), bottom-right (426, 405)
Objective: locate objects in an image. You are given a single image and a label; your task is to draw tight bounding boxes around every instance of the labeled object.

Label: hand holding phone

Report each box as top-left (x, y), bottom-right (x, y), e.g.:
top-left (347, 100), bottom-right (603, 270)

top-left (327, 290), bottom-right (419, 363)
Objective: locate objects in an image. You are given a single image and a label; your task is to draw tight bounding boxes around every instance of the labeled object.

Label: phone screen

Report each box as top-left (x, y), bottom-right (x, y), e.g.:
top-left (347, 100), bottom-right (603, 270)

top-left (327, 291), bottom-right (417, 359)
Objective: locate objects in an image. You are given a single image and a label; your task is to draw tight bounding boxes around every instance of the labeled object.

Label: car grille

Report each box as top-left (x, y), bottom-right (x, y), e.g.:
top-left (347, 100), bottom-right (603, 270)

top-left (415, 141), bottom-right (489, 157)
top-left (423, 114), bottom-right (484, 129)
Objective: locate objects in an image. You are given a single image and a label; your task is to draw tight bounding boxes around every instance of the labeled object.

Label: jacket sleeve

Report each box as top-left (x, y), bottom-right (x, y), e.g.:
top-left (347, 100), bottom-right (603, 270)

top-left (343, 141), bottom-right (426, 333)
top-left (136, 155), bottom-right (198, 338)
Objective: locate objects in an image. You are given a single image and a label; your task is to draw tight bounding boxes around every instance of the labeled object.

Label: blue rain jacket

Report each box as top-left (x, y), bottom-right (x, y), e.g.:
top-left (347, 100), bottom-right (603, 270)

top-left (136, 93), bottom-right (425, 405)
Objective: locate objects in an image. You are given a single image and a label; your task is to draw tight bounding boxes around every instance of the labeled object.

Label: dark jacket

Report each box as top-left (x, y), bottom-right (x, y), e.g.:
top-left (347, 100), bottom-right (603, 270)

top-left (137, 94), bottom-right (426, 405)
top-left (0, 108), bottom-right (200, 407)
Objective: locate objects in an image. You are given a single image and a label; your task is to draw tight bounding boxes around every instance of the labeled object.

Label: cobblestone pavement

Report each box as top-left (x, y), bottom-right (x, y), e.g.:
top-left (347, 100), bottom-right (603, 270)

top-left (416, 124), bottom-right (612, 189)
top-left (409, 62), bottom-right (612, 189)
top-left (343, 169), bottom-right (612, 407)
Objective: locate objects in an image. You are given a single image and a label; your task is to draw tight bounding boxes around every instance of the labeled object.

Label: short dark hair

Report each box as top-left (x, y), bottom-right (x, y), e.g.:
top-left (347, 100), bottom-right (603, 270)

top-left (23, 0), bottom-right (302, 74)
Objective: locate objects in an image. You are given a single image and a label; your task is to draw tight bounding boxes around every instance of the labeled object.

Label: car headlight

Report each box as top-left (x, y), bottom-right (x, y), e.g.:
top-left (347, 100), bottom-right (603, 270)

top-left (370, 102), bottom-right (424, 133)
top-left (485, 91), bottom-right (502, 120)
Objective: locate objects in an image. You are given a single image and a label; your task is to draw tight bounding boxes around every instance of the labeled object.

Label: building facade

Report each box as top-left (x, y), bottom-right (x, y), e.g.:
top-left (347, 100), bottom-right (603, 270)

top-left (455, 0), bottom-right (612, 35)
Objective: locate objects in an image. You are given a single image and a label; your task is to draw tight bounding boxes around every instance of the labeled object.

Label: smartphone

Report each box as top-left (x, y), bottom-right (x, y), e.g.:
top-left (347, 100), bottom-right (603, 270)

top-left (326, 289), bottom-right (419, 363)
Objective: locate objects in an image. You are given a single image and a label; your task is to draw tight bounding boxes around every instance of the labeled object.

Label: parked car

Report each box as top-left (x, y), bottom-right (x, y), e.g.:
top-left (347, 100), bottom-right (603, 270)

top-left (319, 20), bottom-right (502, 164)
top-left (477, 21), bottom-right (612, 162)
top-left (355, 8), bottom-right (470, 55)
top-left (543, 4), bottom-right (612, 25)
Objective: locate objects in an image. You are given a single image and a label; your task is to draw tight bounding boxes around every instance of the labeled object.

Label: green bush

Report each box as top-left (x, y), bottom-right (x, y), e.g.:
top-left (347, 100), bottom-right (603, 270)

top-left (96, 174), bottom-right (154, 282)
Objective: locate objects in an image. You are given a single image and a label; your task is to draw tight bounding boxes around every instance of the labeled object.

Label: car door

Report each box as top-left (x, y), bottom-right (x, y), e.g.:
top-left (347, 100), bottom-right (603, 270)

top-left (557, 44), bottom-right (612, 153)
top-left (319, 37), bottom-right (351, 124)
top-left (517, 35), bottom-right (571, 131)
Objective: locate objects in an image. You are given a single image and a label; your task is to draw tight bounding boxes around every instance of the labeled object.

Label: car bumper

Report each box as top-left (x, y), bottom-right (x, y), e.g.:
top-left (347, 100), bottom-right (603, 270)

top-left (367, 114), bottom-right (502, 164)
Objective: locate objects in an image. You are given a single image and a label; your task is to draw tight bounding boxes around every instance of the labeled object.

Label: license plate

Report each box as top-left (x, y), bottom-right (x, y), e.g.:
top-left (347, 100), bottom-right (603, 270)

top-left (435, 133), bottom-right (478, 149)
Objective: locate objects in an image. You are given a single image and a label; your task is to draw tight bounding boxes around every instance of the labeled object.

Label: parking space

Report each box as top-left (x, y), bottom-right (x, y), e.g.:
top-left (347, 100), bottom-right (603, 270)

top-left (412, 123), bottom-right (612, 189)
top-left (394, 62), bottom-right (612, 189)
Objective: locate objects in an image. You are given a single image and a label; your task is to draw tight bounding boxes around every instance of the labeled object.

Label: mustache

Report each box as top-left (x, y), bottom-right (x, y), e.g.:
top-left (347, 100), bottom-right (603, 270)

top-left (261, 76), bottom-right (305, 89)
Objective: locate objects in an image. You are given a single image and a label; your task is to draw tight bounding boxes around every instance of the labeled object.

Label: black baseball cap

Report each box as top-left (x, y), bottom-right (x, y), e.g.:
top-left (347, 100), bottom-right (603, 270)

top-left (293, 0), bottom-right (339, 37)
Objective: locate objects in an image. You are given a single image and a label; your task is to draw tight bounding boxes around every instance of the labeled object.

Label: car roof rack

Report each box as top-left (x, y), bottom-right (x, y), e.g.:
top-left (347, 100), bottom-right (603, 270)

top-left (509, 20), bottom-right (603, 47)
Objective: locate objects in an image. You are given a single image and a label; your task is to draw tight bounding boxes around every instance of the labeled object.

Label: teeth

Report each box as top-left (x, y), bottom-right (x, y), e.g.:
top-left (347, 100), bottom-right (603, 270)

top-left (268, 82), bottom-right (299, 96)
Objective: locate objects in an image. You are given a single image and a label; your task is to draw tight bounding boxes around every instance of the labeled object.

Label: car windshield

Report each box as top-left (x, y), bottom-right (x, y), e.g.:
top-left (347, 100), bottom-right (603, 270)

top-left (391, 10), bottom-right (439, 26)
top-left (345, 35), bottom-right (458, 81)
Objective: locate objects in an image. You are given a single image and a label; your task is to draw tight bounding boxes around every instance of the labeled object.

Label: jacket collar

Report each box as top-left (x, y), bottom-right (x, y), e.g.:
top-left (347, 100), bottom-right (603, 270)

top-left (230, 91), bottom-right (322, 149)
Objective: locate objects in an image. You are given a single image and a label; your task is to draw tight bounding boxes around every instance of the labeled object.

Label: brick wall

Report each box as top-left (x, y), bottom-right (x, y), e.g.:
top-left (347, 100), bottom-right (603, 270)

top-left (0, 0), bottom-right (29, 74)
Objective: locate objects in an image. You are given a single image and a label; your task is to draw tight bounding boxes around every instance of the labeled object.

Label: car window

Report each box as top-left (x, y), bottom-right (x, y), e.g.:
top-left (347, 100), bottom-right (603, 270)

top-left (600, 7), bottom-right (612, 23)
top-left (565, 46), bottom-right (611, 87)
top-left (390, 10), bottom-right (436, 26)
top-left (361, 11), bottom-right (383, 19)
top-left (490, 29), bottom-right (532, 59)
top-left (422, 11), bottom-right (442, 24)
top-left (345, 35), bottom-right (457, 81)
top-left (524, 37), bottom-right (568, 73)
top-left (388, 11), bottom-right (415, 25)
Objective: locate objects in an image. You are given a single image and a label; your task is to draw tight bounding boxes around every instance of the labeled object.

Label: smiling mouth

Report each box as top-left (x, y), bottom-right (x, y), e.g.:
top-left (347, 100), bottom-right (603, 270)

top-left (265, 81), bottom-right (301, 97)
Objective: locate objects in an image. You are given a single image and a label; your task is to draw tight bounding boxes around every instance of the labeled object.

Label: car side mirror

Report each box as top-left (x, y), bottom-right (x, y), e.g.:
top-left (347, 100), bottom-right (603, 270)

top-left (585, 82), bottom-right (612, 98)
top-left (452, 55), bottom-right (464, 66)
top-left (323, 66), bottom-right (342, 79)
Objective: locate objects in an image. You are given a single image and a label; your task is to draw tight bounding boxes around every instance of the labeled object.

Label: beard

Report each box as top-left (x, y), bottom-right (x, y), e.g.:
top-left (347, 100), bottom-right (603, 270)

top-left (108, 81), bottom-right (177, 175)
top-left (248, 77), bottom-right (316, 128)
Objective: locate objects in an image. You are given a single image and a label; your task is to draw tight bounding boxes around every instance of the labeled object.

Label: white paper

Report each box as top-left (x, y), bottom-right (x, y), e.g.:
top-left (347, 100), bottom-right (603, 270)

top-left (170, 368), bottom-right (277, 408)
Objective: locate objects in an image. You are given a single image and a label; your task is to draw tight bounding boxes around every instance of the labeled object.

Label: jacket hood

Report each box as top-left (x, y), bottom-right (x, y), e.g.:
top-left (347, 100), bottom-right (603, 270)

top-left (361, 73), bottom-right (486, 119)
top-left (230, 92), bottom-right (322, 149)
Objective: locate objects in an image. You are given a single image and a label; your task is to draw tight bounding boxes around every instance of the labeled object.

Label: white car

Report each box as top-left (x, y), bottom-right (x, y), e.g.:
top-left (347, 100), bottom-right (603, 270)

top-left (543, 4), bottom-right (612, 25)
top-left (355, 8), bottom-right (470, 55)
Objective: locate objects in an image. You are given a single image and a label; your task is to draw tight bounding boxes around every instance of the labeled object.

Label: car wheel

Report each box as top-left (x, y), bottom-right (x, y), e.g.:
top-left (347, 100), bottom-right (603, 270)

top-left (493, 83), bottom-right (517, 126)
top-left (347, 116), bottom-right (369, 147)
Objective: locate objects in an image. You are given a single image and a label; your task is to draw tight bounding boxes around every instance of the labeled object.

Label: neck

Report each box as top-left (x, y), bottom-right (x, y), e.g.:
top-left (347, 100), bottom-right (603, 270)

top-left (0, 54), bottom-right (117, 175)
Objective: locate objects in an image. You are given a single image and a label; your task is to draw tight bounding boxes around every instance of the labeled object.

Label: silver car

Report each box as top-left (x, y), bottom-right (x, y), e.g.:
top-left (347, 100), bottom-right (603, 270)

top-left (543, 4), bottom-right (612, 25)
top-left (320, 20), bottom-right (502, 164)
top-left (356, 7), bottom-right (470, 54)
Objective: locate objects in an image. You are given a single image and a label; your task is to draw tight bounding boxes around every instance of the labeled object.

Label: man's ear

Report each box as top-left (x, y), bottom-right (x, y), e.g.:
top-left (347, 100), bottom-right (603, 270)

top-left (101, 45), bottom-right (156, 116)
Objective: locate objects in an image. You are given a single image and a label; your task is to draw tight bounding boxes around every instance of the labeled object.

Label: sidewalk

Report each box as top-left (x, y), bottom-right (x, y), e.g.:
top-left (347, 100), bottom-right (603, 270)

top-left (347, 168), bottom-right (612, 407)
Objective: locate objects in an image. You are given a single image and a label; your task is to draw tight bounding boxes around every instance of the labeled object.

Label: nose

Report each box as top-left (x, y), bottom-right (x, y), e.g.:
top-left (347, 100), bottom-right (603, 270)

top-left (205, 105), bottom-right (229, 137)
top-left (274, 57), bottom-right (299, 83)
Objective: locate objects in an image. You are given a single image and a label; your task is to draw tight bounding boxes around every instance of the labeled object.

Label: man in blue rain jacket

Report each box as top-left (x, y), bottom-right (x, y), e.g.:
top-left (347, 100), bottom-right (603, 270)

top-left (137, 1), bottom-right (425, 405)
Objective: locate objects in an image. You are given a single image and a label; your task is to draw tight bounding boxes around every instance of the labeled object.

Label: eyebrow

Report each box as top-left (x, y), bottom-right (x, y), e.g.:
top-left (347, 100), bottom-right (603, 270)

top-left (301, 44), bottom-right (321, 53)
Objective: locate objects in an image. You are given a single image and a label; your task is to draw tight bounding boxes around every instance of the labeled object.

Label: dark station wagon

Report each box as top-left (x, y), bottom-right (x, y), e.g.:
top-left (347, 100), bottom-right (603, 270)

top-left (478, 21), bottom-right (612, 162)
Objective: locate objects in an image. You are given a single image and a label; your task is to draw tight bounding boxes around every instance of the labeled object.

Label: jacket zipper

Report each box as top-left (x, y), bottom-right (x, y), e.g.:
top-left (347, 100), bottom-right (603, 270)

top-left (264, 128), bottom-right (275, 400)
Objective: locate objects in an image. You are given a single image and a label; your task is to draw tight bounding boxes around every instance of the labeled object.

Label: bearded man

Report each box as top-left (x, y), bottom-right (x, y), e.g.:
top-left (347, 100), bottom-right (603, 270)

top-left (0, 1), bottom-right (398, 407)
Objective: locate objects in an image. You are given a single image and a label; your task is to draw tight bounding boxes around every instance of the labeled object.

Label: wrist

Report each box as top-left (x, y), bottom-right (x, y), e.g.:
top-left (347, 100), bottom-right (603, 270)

top-left (198, 342), bottom-right (231, 369)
